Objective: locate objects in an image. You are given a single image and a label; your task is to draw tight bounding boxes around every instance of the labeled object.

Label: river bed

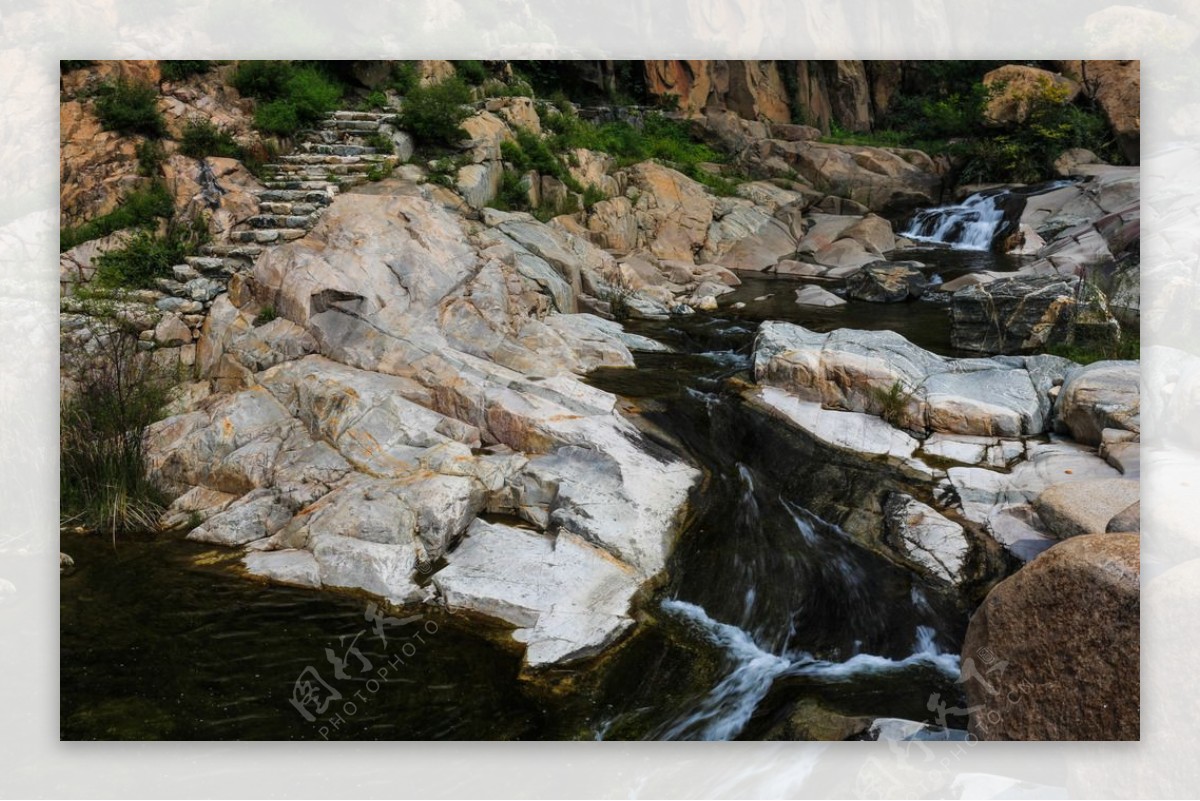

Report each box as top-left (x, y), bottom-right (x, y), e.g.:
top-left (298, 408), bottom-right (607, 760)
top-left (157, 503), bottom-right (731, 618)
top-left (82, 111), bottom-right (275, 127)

top-left (61, 243), bottom-right (1012, 741)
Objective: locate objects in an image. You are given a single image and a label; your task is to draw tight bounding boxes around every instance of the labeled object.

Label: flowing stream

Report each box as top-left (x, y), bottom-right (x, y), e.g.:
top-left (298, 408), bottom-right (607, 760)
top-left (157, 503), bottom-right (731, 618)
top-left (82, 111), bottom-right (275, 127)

top-left (61, 249), bottom-right (1012, 741)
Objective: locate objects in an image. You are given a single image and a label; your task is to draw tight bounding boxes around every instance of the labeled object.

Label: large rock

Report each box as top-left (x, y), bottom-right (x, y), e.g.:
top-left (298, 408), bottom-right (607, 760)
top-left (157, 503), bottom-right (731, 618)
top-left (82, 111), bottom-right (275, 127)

top-left (143, 188), bottom-right (701, 668)
top-left (961, 533), bottom-right (1139, 740)
top-left (982, 65), bottom-right (1080, 126)
top-left (643, 60), bottom-right (791, 123)
top-left (948, 438), bottom-right (1122, 561)
top-left (434, 520), bottom-right (639, 667)
top-left (794, 285), bottom-right (845, 308)
top-left (629, 162), bottom-right (715, 262)
top-left (950, 275), bottom-right (1079, 354)
top-left (845, 262), bottom-right (927, 302)
top-left (742, 140), bottom-right (942, 216)
top-left (1057, 60), bottom-right (1140, 164)
top-left (1054, 361), bottom-right (1140, 445)
top-left (882, 492), bottom-right (969, 584)
top-left (1033, 478), bottom-right (1139, 538)
top-left (753, 322), bottom-right (1071, 438)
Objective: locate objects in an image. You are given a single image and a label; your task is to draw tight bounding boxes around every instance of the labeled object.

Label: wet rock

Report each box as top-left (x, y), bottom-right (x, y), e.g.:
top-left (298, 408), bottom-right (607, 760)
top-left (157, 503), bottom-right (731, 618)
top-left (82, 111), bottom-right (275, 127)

top-left (846, 262), bottom-right (927, 303)
top-left (60, 553), bottom-right (75, 576)
top-left (950, 275), bottom-right (1078, 354)
top-left (794, 285), bottom-right (845, 308)
top-left (883, 492), bottom-right (969, 584)
top-left (961, 533), bottom-right (1139, 740)
top-left (433, 520), bottom-right (639, 667)
top-left (1033, 478), bottom-right (1140, 539)
top-left (753, 322), bottom-right (1069, 438)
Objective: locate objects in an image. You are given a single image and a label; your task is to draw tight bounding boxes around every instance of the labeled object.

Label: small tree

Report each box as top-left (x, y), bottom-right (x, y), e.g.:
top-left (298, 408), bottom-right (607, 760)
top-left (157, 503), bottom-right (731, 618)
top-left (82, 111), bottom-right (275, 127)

top-left (396, 77), bottom-right (473, 147)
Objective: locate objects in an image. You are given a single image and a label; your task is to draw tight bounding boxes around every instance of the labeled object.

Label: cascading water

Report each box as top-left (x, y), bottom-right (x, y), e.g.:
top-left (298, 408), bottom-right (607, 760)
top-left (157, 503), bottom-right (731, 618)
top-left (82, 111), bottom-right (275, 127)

top-left (902, 190), bottom-right (1010, 251)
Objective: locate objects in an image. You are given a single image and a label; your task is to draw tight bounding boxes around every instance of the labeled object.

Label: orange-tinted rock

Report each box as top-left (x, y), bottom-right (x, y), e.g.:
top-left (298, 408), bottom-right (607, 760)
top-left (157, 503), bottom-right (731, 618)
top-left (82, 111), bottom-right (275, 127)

top-left (961, 533), bottom-right (1140, 740)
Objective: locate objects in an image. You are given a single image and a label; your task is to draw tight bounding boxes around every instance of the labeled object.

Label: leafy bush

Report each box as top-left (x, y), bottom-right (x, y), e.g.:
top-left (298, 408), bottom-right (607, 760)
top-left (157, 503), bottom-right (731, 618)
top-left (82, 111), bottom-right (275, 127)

top-left (61, 60), bottom-right (92, 73)
top-left (364, 131), bottom-right (394, 154)
top-left (93, 79), bottom-right (166, 137)
top-left (233, 60), bottom-right (344, 137)
top-left (391, 61), bottom-right (419, 95)
top-left (360, 89), bottom-right (389, 110)
top-left (135, 139), bottom-right (166, 176)
top-left (397, 77), bottom-right (473, 146)
top-left (60, 182), bottom-right (174, 252)
top-left (160, 60), bottom-right (212, 83)
top-left (178, 119), bottom-right (242, 158)
top-left (452, 60), bottom-right (488, 85)
top-left (61, 323), bottom-right (173, 538)
top-left (94, 219), bottom-right (207, 288)
top-left (869, 380), bottom-right (916, 428)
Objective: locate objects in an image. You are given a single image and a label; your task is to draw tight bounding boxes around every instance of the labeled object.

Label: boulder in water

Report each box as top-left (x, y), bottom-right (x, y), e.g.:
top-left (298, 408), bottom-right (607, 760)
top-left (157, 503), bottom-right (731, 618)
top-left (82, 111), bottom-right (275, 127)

top-left (794, 285), bottom-right (845, 307)
top-left (961, 533), bottom-right (1139, 740)
top-left (950, 275), bottom-right (1079, 354)
top-left (846, 261), bottom-right (927, 302)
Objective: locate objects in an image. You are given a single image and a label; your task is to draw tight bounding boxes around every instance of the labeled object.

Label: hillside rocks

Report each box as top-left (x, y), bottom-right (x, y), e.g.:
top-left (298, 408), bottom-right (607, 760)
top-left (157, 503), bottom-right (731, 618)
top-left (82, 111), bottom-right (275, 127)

top-left (982, 65), bottom-right (1080, 126)
top-left (142, 186), bottom-right (701, 668)
top-left (1057, 60), bottom-right (1140, 164)
top-left (961, 533), bottom-right (1140, 740)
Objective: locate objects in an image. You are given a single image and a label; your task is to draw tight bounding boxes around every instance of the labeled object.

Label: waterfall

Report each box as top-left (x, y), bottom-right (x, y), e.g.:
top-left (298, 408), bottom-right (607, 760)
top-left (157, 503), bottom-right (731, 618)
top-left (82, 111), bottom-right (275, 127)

top-left (901, 190), bottom-right (1010, 251)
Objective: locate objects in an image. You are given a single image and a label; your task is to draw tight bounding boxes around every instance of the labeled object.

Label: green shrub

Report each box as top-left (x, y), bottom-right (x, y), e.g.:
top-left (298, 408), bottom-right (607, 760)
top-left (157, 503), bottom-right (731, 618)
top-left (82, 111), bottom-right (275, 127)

top-left (360, 89), bottom-right (389, 110)
top-left (254, 305), bottom-right (277, 325)
top-left (391, 61), bottom-right (419, 95)
top-left (495, 169), bottom-right (531, 211)
top-left (452, 60), bottom-right (488, 85)
top-left (60, 322), bottom-right (173, 538)
top-left (581, 183), bottom-right (606, 209)
top-left (482, 78), bottom-right (533, 98)
top-left (160, 60), bottom-right (212, 82)
top-left (869, 380), bottom-right (915, 428)
top-left (364, 131), bottom-right (394, 154)
top-left (94, 218), bottom-right (206, 289)
top-left (93, 79), bottom-right (166, 137)
top-left (60, 182), bottom-right (174, 252)
top-left (178, 118), bottom-right (242, 159)
top-left (397, 77), bottom-right (473, 146)
top-left (253, 100), bottom-right (301, 135)
top-left (61, 60), bottom-right (93, 73)
top-left (230, 60), bottom-right (294, 99)
top-left (135, 139), bottom-right (166, 177)
top-left (233, 60), bottom-right (344, 137)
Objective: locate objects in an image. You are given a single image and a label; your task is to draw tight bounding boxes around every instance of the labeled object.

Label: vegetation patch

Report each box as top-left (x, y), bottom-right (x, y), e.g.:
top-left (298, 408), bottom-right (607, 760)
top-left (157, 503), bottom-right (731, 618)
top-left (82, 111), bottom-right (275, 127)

top-left (60, 181), bottom-right (174, 252)
top-left (94, 79), bottom-right (167, 138)
top-left (397, 76), bottom-right (474, 147)
top-left (232, 60), bottom-right (345, 137)
top-left (178, 119), bottom-right (242, 159)
top-left (94, 218), bottom-right (207, 289)
top-left (159, 61), bottom-right (212, 83)
top-left (60, 322), bottom-right (174, 539)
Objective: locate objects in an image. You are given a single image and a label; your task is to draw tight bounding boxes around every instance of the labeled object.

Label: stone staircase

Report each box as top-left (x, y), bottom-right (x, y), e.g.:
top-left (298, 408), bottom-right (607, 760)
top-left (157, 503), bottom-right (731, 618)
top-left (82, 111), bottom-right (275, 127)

top-left (221, 109), bottom-right (399, 252)
top-left (72, 109), bottom-right (402, 352)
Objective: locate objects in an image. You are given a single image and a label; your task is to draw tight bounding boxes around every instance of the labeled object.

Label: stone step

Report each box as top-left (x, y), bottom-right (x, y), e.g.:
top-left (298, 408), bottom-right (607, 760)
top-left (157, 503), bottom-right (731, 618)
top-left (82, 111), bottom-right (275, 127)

top-left (264, 162), bottom-right (378, 175)
top-left (260, 179), bottom-right (340, 191)
top-left (330, 110), bottom-right (393, 121)
top-left (245, 213), bottom-right (320, 229)
top-left (278, 153), bottom-right (390, 165)
top-left (256, 188), bottom-right (336, 204)
top-left (320, 119), bottom-right (382, 132)
top-left (184, 255), bottom-right (242, 276)
top-left (231, 228), bottom-right (309, 244)
top-left (299, 143), bottom-right (379, 157)
top-left (258, 200), bottom-right (322, 216)
top-left (201, 243), bottom-right (265, 260)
